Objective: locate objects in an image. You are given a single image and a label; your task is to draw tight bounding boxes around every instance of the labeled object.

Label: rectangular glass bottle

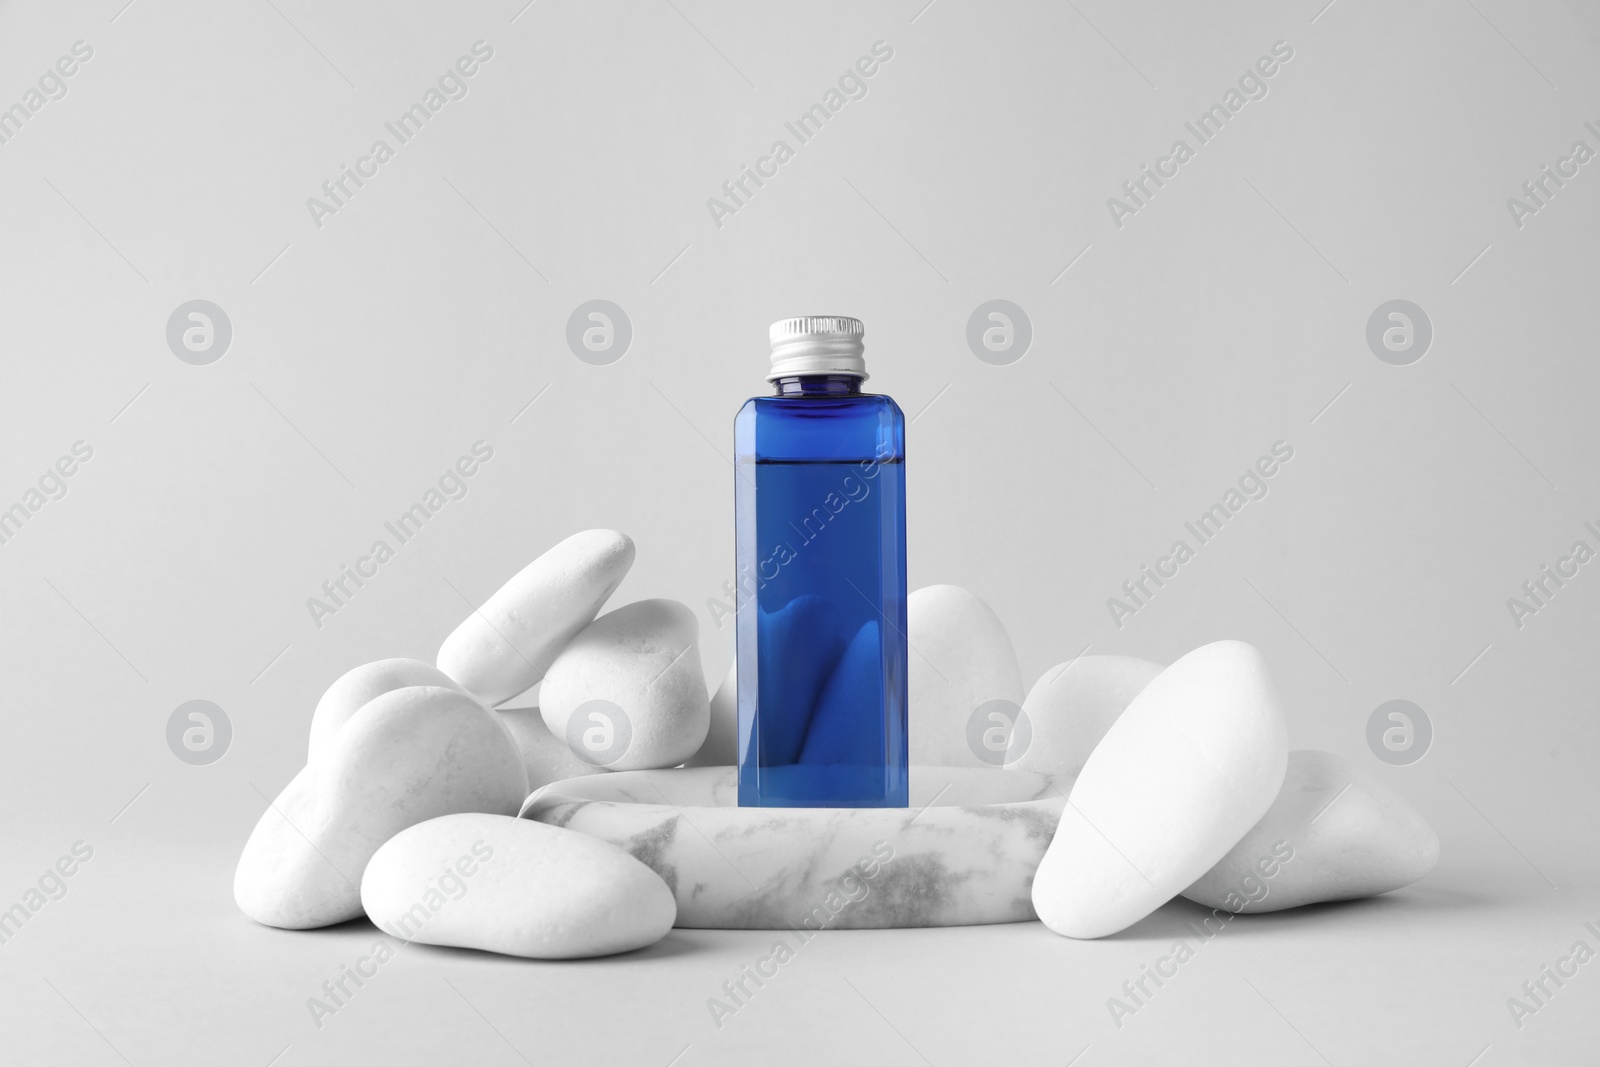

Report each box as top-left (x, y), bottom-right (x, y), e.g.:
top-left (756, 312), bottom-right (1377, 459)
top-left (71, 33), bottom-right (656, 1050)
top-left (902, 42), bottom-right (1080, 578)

top-left (735, 317), bottom-right (908, 807)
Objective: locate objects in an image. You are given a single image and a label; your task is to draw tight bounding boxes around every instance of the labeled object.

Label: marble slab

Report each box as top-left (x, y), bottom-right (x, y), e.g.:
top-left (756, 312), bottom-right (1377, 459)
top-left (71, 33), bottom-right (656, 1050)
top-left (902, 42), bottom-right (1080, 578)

top-left (519, 766), bottom-right (1069, 929)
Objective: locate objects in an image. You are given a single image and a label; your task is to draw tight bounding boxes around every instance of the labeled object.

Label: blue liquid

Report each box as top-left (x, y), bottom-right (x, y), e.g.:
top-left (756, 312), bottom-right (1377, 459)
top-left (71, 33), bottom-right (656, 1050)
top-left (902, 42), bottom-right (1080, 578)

top-left (735, 376), bottom-right (908, 807)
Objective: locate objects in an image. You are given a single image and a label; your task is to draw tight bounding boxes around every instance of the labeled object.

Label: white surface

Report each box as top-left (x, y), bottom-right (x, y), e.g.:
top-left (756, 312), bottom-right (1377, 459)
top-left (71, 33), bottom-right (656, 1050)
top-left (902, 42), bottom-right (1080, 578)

top-left (0, 827), bottom-right (1591, 1065)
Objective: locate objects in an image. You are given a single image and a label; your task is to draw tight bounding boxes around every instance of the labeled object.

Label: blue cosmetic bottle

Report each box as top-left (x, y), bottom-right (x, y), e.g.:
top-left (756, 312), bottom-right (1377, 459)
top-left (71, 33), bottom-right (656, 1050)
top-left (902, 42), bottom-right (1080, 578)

top-left (735, 317), bottom-right (908, 807)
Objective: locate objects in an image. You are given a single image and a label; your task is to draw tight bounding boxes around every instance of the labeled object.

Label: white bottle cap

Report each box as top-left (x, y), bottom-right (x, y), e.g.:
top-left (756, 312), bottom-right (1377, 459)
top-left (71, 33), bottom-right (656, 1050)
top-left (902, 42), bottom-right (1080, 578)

top-left (767, 316), bottom-right (867, 381)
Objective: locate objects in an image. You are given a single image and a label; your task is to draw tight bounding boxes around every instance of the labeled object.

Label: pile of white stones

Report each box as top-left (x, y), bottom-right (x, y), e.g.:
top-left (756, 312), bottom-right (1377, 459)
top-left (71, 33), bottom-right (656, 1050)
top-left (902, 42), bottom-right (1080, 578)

top-left (234, 530), bottom-right (688, 957)
top-left (890, 586), bottom-right (1438, 938)
top-left (234, 530), bottom-right (1439, 957)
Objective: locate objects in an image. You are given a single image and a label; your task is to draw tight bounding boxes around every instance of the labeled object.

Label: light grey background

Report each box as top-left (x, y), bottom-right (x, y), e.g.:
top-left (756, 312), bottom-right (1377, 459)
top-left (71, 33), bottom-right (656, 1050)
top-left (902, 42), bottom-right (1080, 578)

top-left (2, 0), bottom-right (1596, 1063)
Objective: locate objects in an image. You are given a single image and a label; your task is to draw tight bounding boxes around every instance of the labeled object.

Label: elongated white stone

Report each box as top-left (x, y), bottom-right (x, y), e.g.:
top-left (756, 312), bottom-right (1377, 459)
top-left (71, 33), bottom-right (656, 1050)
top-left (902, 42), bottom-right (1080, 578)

top-left (437, 529), bottom-right (634, 705)
top-left (1031, 640), bottom-right (1288, 939)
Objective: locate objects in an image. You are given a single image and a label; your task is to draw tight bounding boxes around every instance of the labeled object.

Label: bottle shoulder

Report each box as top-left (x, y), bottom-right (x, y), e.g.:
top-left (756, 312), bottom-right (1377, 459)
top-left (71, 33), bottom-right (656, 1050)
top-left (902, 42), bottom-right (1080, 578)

top-left (736, 392), bottom-right (904, 461)
top-left (741, 393), bottom-right (902, 418)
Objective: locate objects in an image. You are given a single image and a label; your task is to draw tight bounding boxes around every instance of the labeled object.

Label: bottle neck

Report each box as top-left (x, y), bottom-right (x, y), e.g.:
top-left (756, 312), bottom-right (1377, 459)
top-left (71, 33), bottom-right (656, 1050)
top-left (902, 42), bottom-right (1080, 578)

top-left (773, 374), bottom-right (863, 398)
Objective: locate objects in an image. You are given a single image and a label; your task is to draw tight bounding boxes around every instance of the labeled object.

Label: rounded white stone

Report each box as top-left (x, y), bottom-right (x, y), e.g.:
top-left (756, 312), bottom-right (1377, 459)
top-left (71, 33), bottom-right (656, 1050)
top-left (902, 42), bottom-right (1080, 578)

top-left (308, 658), bottom-right (464, 763)
top-left (684, 659), bottom-right (736, 767)
top-left (1031, 640), bottom-right (1288, 939)
top-left (1182, 750), bottom-right (1439, 912)
top-left (539, 599), bottom-right (709, 772)
top-left (361, 813), bottom-right (675, 959)
top-left (1008, 655), bottom-right (1163, 777)
top-left (907, 585), bottom-right (1023, 767)
top-left (234, 686), bottom-right (528, 930)
top-left (437, 529), bottom-right (635, 706)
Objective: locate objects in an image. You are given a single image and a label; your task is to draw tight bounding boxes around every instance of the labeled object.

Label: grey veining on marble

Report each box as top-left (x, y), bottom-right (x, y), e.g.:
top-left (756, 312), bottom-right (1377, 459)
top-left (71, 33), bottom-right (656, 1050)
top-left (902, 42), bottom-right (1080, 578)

top-left (519, 766), bottom-right (1069, 929)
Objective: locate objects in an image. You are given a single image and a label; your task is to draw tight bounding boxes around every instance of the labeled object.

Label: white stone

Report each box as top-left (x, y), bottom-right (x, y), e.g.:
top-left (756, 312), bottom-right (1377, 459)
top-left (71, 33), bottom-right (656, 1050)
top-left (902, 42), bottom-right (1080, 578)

top-left (437, 529), bottom-right (635, 705)
top-left (1008, 655), bottom-right (1163, 777)
top-left (308, 658), bottom-right (463, 763)
top-left (361, 813), bottom-right (675, 959)
top-left (497, 705), bottom-right (607, 792)
top-left (522, 766), bottom-right (1064, 928)
top-left (684, 659), bottom-right (737, 767)
top-left (1032, 640), bottom-right (1288, 939)
top-left (539, 599), bottom-right (709, 772)
top-left (907, 585), bottom-right (1023, 767)
top-left (234, 687), bottom-right (527, 930)
top-left (1182, 750), bottom-right (1440, 913)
